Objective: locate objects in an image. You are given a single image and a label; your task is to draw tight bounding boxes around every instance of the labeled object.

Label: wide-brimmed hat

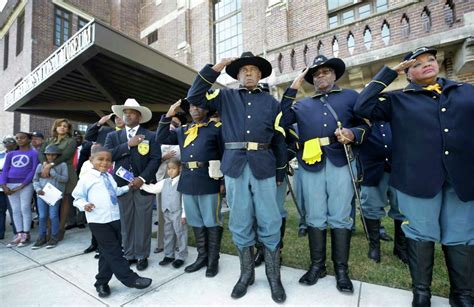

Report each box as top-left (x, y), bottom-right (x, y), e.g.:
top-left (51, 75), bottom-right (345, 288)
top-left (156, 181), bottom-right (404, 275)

top-left (184, 99), bottom-right (217, 118)
top-left (44, 145), bottom-right (62, 155)
top-left (225, 51), bottom-right (272, 80)
top-left (304, 55), bottom-right (346, 84)
top-left (111, 98), bottom-right (152, 124)
top-left (403, 46), bottom-right (437, 62)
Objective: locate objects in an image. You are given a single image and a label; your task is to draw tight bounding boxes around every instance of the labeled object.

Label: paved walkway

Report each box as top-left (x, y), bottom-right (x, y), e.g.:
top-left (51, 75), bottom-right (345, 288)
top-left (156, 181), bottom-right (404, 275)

top-left (0, 222), bottom-right (449, 306)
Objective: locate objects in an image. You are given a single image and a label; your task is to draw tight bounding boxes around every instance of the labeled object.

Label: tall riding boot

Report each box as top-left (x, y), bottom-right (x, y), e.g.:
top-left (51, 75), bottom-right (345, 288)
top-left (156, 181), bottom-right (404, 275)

top-left (331, 228), bottom-right (354, 293)
top-left (393, 219), bottom-right (408, 264)
top-left (185, 227), bottom-right (208, 273)
top-left (254, 240), bottom-right (265, 267)
top-left (406, 238), bottom-right (434, 307)
top-left (365, 218), bottom-right (381, 263)
top-left (231, 246), bottom-right (255, 299)
top-left (206, 226), bottom-right (223, 277)
top-left (264, 246), bottom-right (286, 303)
top-left (442, 245), bottom-right (474, 307)
top-left (299, 227), bottom-right (327, 285)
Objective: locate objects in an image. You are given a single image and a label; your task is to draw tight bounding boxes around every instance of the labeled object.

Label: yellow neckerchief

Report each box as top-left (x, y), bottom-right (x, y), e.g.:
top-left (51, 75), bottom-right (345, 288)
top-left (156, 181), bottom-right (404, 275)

top-left (115, 127), bottom-right (123, 131)
top-left (423, 83), bottom-right (442, 94)
top-left (183, 121), bottom-right (209, 148)
top-left (302, 138), bottom-right (322, 165)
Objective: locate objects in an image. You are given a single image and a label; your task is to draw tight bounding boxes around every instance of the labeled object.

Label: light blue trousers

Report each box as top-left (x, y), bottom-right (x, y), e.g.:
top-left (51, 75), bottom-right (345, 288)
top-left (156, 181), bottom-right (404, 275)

top-left (361, 172), bottom-right (404, 221)
top-left (294, 167), bottom-right (307, 228)
top-left (397, 183), bottom-right (474, 245)
top-left (300, 159), bottom-right (354, 230)
top-left (276, 179), bottom-right (288, 218)
top-left (225, 164), bottom-right (281, 251)
top-left (183, 193), bottom-right (222, 228)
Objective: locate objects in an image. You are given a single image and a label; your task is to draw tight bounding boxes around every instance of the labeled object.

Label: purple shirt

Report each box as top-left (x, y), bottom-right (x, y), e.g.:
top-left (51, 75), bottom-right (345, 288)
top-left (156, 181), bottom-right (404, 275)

top-left (0, 149), bottom-right (39, 185)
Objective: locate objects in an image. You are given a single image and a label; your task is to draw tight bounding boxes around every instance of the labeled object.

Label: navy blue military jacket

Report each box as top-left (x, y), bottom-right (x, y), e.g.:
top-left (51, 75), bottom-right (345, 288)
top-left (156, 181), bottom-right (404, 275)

top-left (104, 127), bottom-right (161, 188)
top-left (84, 122), bottom-right (114, 146)
top-left (156, 116), bottom-right (224, 195)
top-left (354, 66), bottom-right (474, 201)
top-left (359, 121), bottom-right (392, 187)
top-left (186, 65), bottom-right (287, 182)
top-left (281, 87), bottom-right (370, 172)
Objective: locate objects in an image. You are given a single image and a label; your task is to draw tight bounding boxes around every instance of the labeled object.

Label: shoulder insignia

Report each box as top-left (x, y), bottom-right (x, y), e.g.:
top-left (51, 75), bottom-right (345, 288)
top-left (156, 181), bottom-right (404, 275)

top-left (206, 89), bottom-right (220, 100)
top-left (214, 122), bottom-right (222, 127)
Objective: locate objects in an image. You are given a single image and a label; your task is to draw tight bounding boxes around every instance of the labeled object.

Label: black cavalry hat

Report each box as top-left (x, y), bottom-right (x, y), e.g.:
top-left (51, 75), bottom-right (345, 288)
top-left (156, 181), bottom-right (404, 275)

top-left (403, 46), bottom-right (437, 62)
top-left (304, 55), bottom-right (346, 84)
top-left (225, 51), bottom-right (272, 80)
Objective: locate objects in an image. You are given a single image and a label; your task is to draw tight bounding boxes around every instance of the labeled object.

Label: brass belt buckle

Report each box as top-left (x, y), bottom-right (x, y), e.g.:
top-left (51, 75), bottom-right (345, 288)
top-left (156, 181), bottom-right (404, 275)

top-left (320, 137), bottom-right (330, 146)
top-left (188, 161), bottom-right (198, 169)
top-left (247, 142), bottom-right (259, 151)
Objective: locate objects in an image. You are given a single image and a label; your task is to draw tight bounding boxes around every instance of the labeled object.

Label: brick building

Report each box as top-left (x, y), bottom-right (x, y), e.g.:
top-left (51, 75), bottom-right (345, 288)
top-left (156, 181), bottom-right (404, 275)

top-left (1, 0), bottom-right (473, 138)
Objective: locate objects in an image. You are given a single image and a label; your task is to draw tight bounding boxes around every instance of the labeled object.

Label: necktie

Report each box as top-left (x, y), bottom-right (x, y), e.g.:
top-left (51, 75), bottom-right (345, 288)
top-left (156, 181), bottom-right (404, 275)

top-left (101, 173), bottom-right (118, 205)
top-left (128, 128), bottom-right (135, 140)
top-left (184, 123), bottom-right (207, 147)
top-left (423, 83), bottom-right (442, 94)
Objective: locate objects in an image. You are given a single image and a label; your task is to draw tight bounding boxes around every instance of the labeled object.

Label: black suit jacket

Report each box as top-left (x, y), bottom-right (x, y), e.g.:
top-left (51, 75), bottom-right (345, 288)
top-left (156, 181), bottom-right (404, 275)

top-left (85, 122), bottom-right (115, 145)
top-left (104, 126), bottom-right (161, 188)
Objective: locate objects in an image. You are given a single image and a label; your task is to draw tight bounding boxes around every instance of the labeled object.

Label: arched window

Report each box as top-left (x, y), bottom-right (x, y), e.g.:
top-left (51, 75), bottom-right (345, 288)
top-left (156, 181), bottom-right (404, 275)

top-left (347, 32), bottom-right (355, 55)
top-left (303, 44), bottom-right (309, 66)
top-left (421, 7), bottom-right (431, 32)
top-left (381, 21), bottom-right (390, 46)
top-left (444, 0), bottom-right (455, 27)
top-left (317, 41), bottom-right (324, 56)
top-left (290, 49), bottom-right (296, 70)
top-left (363, 26), bottom-right (372, 50)
top-left (400, 14), bottom-right (410, 38)
top-left (278, 53), bottom-right (283, 73)
top-left (332, 37), bottom-right (339, 57)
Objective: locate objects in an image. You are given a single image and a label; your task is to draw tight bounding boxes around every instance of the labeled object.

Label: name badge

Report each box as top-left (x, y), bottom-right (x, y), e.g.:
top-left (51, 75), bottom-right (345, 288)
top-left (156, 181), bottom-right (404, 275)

top-left (138, 139), bottom-right (150, 155)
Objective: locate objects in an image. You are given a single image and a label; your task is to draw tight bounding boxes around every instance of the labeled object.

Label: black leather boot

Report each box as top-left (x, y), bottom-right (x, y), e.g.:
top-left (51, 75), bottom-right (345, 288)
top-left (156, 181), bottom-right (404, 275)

top-left (299, 227), bottom-right (327, 285)
top-left (406, 238), bottom-right (434, 307)
top-left (254, 241), bottom-right (265, 267)
top-left (206, 226), bottom-right (223, 277)
top-left (393, 219), bottom-right (408, 264)
top-left (365, 218), bottom-right (381, 263)
top-left (185, 227), bottom-right (208, 273)
top-left (442, 245), bottom-right (473, 307)
top-left (331, 228), bottom-right (354, 293)
top-left (231, 246), bottom-right (255, 299)
top-left (264, 246), bottom-right (286, 303)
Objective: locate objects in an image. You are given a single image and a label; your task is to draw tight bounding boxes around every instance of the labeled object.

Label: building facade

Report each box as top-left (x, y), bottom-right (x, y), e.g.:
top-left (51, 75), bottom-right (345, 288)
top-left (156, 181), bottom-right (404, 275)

top-left (1, 0), bottom-right (473, 138)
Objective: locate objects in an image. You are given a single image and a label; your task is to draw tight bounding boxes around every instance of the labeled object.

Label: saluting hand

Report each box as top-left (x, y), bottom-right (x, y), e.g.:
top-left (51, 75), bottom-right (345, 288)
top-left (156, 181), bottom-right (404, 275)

top-left (212, 57), bottom-right (238, 72)
top-left (98, 113), bottom-right (114, 126)
top-left (290, 67), bottom-right (310, 90)
top-left (165, 100), bottom-right (182, 118)
top-left (128, 134), bottom-right (145, 147)
top-left (392, 59), bottom-right (416, 75)
top-left (334, 128), bottom-right (355, 145)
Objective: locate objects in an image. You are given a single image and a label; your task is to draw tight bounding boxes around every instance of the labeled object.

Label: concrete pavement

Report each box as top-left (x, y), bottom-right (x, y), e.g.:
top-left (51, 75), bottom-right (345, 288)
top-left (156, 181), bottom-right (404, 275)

top-left (0, 222), bottom-right (449, 306)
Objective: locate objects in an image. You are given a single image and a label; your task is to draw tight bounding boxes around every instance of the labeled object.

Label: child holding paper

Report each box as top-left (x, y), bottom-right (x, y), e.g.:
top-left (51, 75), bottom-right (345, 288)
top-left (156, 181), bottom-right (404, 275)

top-left (32, 145), bottom-right (68, 249)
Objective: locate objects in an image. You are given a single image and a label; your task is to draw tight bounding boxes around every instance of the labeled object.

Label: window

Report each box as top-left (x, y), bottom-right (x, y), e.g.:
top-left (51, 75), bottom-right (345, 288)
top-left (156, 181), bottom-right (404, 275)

top-left (303, 44), bottom-right (309, 66)
top-left (16, 11), bottom-right (25, 55)
top-left (329, 15), bottom-right (338, 29)
top-left (444, 1), bottom-right (455, 27)
top-left (328, 1), bottom-right (385, 28)
top-left (400, 14), bottom-right (410, 38)
top-left (342, 10), bottom-right (354, 24)
top-left (358, 4), bottom-right (371, 19)
top-left (332, 37), bottom-right (339, 57)
top-left (376, 0), bottom-right (387, 12)
top-left (381, 21), bottom-right (390, 46)
top-left (363, 26), bottom-right (372, 50)
top-left (347, 32), bottom-right (355, 55)
top-left (3, 32), bottom-right (9, 70)
top-left (327, 0), bottom-right (352, 11)
top-left (214, 0), bottom-right (243, 63)
top-left (147, 30), bottom-right (158, 45)
top-left (277, 53), bottom-right (283, 73)
top-left (78, 17), bottom-right (88, 30)
top-left (290, 49), bottom-right (296, 70)
top-left (54, 6), bottom-right (72, 46)
top-left (421, 7), bottom-right (431, 32)
top-left (317, 41), bottom-right (324, 56)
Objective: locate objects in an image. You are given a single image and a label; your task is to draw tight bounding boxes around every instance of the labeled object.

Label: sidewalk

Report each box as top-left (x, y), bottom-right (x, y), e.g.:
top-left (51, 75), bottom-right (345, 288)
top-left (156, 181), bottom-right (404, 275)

top-left (0, 222), bottom-right (449, 306)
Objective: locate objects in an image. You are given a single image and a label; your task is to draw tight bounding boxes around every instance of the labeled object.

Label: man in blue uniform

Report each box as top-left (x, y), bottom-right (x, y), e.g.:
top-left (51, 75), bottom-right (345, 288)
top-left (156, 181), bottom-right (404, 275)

top-left (156, 99), bottom-right (224, 278)
top-left (281, 55), bottom-right (370, 294)
top-left (186, 52), bottom-right (287, 303)
top-left (355, 46), bottom-right (474, 307)
top-left (358, 121), bottom-right (407, 264)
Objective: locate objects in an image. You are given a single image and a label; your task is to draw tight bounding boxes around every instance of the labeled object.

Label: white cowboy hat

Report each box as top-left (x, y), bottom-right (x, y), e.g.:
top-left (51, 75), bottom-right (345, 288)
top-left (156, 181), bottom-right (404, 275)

top-left (111, 98), bottom-right (152, 124)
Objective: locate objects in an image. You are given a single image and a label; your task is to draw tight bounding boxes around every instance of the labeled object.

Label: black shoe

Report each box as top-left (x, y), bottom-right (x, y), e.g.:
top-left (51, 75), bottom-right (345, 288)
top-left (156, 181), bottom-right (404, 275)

top-left (128, 259), bottom-right (138, 265)
top-left (77, 224), bottom-right (86, 229)
top-left (406, 238), bottom-right (434, 307)
top-left (137, 258), bottom-right (148, 271)
top-left (331, 228), bottom-right (354, 293)
top-left (185, 227), bottom-right (208, 273)
top-left (443, 245), bottom-right (473, 307)
top-left (130, 277), bottom-right (152, 289)
top-left (264, 247), bottom-right (286, 303)
top-left (153, 247), bottom-right (164, 254)
top-left (94, 252), bottom-right (100, 259)
top-left (95, 284), bottom-right (111, 298)
top-left (172, 259), bottom-right (184, 268)
top-left (206, 226), bottom-right (223, 277)
top-left (299, 227), bottom-right (327, 285)
top-left (365, 218), bottom-right (381, 263)
top-left (159, 257), bottom-right (175, 266)
top-left (393, 220), bottom-right (408, 264)
top-left (379, 225), bottom-right (393, 242)
top-left (83, 244), bottom-right (98, 254)
top-left (298, 227), bottom-right (308, 237)
top-left (65, 224), bottom-right (77, 230)
top-left (231, 247), bottom-right (255, 299)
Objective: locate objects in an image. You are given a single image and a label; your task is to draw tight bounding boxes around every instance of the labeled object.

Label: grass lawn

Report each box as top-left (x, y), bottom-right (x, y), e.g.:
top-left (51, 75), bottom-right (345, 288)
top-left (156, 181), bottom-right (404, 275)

top-left (184, 200), bottom-right (450, 298)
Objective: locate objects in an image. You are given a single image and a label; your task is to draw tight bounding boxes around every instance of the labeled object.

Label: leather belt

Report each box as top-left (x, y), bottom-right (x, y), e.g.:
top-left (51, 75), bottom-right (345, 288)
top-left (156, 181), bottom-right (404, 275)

top-left (183, 161), bottom-right (209, 169)
top-left (225, 142), bottom-right (270, 151)
top-left (298, 136), bottom-right (337, 149)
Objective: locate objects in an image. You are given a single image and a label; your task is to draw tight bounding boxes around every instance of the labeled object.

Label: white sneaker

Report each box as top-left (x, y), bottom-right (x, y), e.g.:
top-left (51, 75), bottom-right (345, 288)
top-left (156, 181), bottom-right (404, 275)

top-left (6, 233), bottom-right (22, 247)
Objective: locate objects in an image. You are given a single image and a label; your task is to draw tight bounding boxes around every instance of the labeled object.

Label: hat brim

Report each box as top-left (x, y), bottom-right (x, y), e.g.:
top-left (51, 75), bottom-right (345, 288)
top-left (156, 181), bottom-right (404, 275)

top-left (408, 48), bottom-right (437, 61)
top-left (111, 105), bottom-right (152, 124)
top-left (225, 57), bottom-right (272, 80)
top-left (304, 58), bottom-right (346, 84)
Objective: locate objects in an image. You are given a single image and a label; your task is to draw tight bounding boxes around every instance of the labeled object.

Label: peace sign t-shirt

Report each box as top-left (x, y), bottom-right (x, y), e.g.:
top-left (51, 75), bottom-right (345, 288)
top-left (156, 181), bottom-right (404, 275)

top-left (0, 149), bottom-right (39, 185)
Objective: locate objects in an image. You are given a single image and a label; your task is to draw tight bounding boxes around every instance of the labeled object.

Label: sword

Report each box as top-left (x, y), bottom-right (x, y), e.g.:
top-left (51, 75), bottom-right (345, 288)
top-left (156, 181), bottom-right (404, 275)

top-left (284, 169), bottom-right (304, 219)
top-left (337, 121), bottom-right (369, 241)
